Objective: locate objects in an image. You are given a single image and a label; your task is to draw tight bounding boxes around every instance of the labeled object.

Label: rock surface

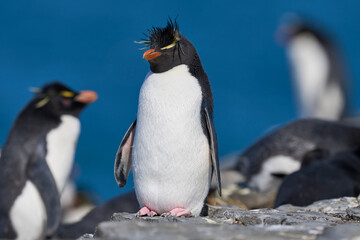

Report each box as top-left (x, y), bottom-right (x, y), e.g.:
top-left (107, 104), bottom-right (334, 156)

top-left (79, 196), bottom-right (360, 240)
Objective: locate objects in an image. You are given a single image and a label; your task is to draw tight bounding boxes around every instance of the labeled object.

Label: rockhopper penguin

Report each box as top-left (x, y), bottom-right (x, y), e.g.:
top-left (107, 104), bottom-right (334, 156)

top-left (0, 82), bottom-right (97, 239)
top-left (114, 19), bottom-right (221, 217)
top-left (235, 118), bottom-right (360, 193)
top-left (274, 147), bottom-right (360, 207)
top-left (277, 17), bottom-right (350, 120)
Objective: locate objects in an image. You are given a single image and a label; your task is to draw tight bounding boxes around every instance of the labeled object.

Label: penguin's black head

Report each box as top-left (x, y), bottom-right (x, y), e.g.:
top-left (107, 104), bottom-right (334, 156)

top-left (139, 19), bottom-right (198, 73)
top-left (32, 82), bottom-right (98, 117)
top-left (277, 23), bottom-right (317, 45)
top-left (276, 14), bottom-right (327, 45)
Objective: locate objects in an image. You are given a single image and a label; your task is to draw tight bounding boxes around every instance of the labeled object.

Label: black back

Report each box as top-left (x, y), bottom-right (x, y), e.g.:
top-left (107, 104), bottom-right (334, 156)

top-left (235, 119), bottom-right (360, 179)
top-left (274, 147), bottom-right (360, 207)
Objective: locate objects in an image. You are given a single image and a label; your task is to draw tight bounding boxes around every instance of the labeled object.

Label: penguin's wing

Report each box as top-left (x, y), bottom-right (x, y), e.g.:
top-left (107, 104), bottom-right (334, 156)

top-left (114, 120), bottom-right (137, 188)
top-left (204, 107), bottom-right (222, 196)
top-left (27, 142), bottom-right (61, 236)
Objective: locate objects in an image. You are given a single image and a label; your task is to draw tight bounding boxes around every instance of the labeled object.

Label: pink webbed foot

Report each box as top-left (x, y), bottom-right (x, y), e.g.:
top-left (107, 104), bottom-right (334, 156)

top-left (161, 208), bottom-right (192, 217)
top-left (136, 207), bottom-right (158, 217)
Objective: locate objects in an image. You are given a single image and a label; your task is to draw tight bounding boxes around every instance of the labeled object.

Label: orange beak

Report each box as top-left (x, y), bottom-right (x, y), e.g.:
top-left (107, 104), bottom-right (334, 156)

top-left (75, 90), bottom-right (98, 104)
top-left (143, 49), bottom-right (162, 61)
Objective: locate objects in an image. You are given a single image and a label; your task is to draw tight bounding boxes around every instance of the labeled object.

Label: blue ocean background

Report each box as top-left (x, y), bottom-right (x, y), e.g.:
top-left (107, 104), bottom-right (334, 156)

top-left (1, 1), bottom-right (360, 203)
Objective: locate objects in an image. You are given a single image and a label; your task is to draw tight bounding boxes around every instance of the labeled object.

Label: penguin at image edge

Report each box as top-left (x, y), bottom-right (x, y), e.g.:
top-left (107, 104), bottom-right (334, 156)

top-left (274, 147), bottom-right (360, 207)
top-left (234, 118), bottom-right (360, 194)
top-left (114, 19), bottom-right (221, 217)
top-left (0, 82), bottom-right (97, 239)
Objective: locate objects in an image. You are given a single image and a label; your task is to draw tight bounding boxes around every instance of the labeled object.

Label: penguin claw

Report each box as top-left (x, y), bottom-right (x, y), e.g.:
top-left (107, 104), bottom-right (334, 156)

top-left (162, 208), bottom-right (192, 217)
top-left (136, 207), bottom-right (158, 217)
top-left (149, 211), bottom-right (158, 217)
top-left (161, 212), bottom-right (171, 217)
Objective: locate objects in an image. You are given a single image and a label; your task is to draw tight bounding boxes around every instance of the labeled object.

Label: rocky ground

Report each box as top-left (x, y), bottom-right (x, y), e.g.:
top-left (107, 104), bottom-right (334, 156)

top-left (77, 196), bottom-right (360, 240)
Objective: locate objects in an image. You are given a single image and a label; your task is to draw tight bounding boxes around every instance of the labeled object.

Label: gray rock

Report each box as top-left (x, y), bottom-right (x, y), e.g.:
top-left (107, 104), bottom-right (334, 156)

top-left (346, 207), bottom-right (360, 221)
top-left (92, 221), bottom-right (325, 240)
top-left (80, 196), bottom-right (360, 240)
top-left (278, 196), bottom-right (360, 213)
top-left (77, 233), bottom-right (93, 240)
top-left (111, 212), bottom-right (233, 225)
top-left (317, 224), bottom-right (360, 240)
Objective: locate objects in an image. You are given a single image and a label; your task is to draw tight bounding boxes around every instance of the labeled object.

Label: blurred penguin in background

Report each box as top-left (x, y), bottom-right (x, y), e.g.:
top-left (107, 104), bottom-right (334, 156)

top-left (213, 118), bottom-right (360, 209)
top-left (271, 15), bottom-right (360, 208)
top-left (59, 168), bottom-right (98, 225)
top-left (274, 146), bottom-right (360, 207)
top-left (0, 82), bottom-right (97, 239)
top-left (211, 15), bottom-right (355, 210)
top-left (277, 14), bottom-right (351, 120)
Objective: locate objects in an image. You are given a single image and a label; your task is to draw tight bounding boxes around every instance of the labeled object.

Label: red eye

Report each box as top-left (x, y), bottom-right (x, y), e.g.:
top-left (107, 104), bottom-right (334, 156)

top-left (62, 98), bottom-right (70, 105)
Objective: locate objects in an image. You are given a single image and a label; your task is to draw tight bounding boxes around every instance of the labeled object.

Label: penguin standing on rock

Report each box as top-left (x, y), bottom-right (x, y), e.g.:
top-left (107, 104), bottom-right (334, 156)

top-left (277, 16), bottom-right (350, 120)
top-left (0, 82), bottom-right (97, 240)
top-left (114, 19), bottom-right (221, 217)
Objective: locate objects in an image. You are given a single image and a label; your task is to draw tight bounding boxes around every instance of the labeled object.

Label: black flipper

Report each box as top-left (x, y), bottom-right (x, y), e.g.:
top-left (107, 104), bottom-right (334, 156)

top-left (27, 143), bottom-right (61, 236)
top-left (114, 120), bottom-right (137, 188)
top-left (204, 108), bottom-right (222, 196)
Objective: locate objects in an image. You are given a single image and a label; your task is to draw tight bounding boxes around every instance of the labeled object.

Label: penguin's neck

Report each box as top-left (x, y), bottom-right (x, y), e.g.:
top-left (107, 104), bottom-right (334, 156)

top-left (145, 63), bottom-right (201, 99)
top-left (46, 115), bottom-right (80, 193)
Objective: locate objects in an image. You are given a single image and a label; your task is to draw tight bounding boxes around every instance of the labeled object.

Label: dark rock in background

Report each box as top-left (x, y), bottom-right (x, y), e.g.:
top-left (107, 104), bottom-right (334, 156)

top-left (56, 192), bottom-right (139, 239)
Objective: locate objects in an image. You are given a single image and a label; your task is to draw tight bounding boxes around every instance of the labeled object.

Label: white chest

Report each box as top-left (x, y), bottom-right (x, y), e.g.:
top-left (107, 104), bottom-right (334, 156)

top-left (249, 155), bottom-right (301, 191)
top-left (289, 34), bottom-right (331, 118)
top-left (46, 115), bottom-right (80, 193)
top-left (132, 64), bottom-right (211, 215)
top-left (137, 64), bottom-right (203, 121)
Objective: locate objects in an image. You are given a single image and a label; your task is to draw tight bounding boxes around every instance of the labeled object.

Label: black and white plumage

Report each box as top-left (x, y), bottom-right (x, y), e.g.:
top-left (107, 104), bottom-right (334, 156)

top-left (0, 82), bottom-right (97, 239)
top-left (274, 147), bottom-right (360, 207)
top-left (278, 17), bottom-right (350, 120)
top-left (114, 19), bottom-right (221, 217)
top-left (225, 19), bottom-right (353, 208)
top-left (235, 119), bottom-right (360, 192)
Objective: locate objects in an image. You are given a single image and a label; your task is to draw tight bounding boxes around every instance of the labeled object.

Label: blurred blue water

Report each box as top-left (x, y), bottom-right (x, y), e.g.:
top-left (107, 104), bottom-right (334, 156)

top-left (1, 1), bottom-right (360, 202)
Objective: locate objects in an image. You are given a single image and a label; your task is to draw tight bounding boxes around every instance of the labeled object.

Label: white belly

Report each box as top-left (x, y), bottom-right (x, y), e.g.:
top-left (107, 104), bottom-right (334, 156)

top-left (133, 64), bottom-right (211, 216)
top-left (249, 155), bottom-right (301, 191)
top-left (10, 181), bottom-right (46, 240)
top-left (288, 33), bottom-right (341, 120)
top-left (46, 115), bottom-right (80, 194)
